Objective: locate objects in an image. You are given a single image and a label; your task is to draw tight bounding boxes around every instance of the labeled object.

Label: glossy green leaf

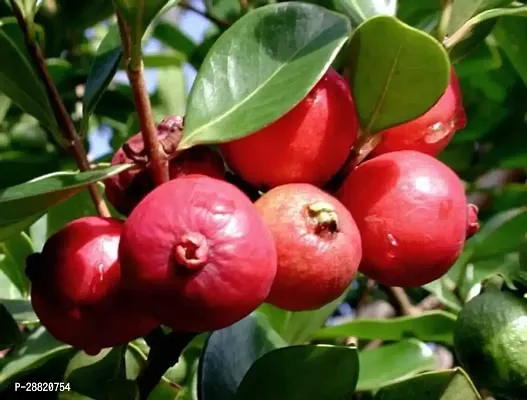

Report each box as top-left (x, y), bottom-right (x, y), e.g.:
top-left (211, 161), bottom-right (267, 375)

top-left (357, 339), bottom-right (436, 392)
top-left (347, 15), bottom-right (450, 134)
top-left (199, 313), bottom-right (286, 400)
top-left (374, 368), bottom-right (482, 400)
top-left (336, 0), bottom-right (396, 25)
top-left (314, 311), bottom-right (457, 344)
top-left (82, 24), bottom-right (123, 134)
top-left (235, 345), bottom-right (359, 400)
top-left (396, 0), bottom-right (441, 32)
top-left (470, 207), bottom-right (527, 261)
top-left (258, 293), bottom-right (344, 344)
top-left (47, 59), bottom-right (75, 90)
top-left (154, 65), bottom-right (186, 118)
top-left (0, 19), bottom-right (56, 131)
top-left (0, 304), bottom-right (23, 350)
top-left (0, 164), bottom-right (132, 241)
top-left (494, 16), bottom-right (527, 86)
top-left (0, 231), bottom-right (33, 298)
top-left (0, 326), bottom-right (72, 389)
top-left (447, 0), bottom-right (514, 36)
top-left (1, 299), bottom-right (37, 324)
top-left (179, 2), bottom-right (351, 150)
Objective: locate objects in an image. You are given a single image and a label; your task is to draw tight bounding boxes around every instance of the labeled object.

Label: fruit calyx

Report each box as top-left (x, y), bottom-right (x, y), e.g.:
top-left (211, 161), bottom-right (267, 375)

top-left (466, 203), bottom-right (480, 239)
top-left (173, 232), bottom-right (209, 270)
top-left (307, 202), bottom-right (339, 235)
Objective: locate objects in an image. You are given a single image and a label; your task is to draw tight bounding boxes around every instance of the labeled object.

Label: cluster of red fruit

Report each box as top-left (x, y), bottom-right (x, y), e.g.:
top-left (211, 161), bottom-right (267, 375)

top-left (27, 68), bottom-right (479, 355)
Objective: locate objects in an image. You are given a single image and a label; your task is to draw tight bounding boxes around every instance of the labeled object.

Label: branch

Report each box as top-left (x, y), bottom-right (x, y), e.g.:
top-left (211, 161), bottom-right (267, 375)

top-left (437, 0), bottom-right (453, 42)
top-left (116, 12), bottom-right (169, 187)
top-left (386, 287), bottom-right (420, 316)
top-left (179, 2), bottom-right (231, 28)
top-left (9, 0), bottom-right (110, 217)
top-left (137, 331), bottom-right (196, 399)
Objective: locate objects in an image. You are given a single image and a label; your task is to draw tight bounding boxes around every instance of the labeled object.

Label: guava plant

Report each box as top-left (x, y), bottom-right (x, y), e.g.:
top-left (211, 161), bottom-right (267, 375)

top-left (0, 0), bottom-right (526, 399)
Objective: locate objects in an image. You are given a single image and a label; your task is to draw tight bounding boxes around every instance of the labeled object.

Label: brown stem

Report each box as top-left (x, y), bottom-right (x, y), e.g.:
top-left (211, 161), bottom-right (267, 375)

top-left (9, 0), bottom-right (110, 217)
top-left (387, 287), bottom-right (420, 316)
top-left (179, 2), bottom-right (231, 28)
top-left (116, 12), bottom-right (169, 186)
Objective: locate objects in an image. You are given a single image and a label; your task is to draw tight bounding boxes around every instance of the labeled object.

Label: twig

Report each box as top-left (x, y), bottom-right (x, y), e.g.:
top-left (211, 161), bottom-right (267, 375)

top-left (387, 287), bottom-right (420, 316)
top-left (436, 0), bottom-right (453, 42)
top-left (417, 295), bottom-right (444, 311)
top-left (137, 331), bottom-right (196, 399)
top-left (116, 12), bottom-right (169, 186)
top-left (10, 0), bottom-right (110, 217)
top-left (179, 2), bottom-right (231, 28)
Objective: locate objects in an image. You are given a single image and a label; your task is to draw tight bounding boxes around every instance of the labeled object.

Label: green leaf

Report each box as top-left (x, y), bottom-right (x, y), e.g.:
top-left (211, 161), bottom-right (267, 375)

top-left (199, 313), bottom-right (286, 400)
top-left (470, 207), bottom-right (527, 261)
top-left (0, 326), bottom-right (72, 390)
top-left (82, 24), bottom-right (123, 134)
top-left (10, 0), bottom-right (42, 23)
top-left (0, 231), bottom-right (32, 298)
top-left (336, 0), bottom-right (396, 25)
top-left (0, 19), bottom-right (56, 131)
top-left (347, 15), bottom-right (450, 134)
top-left (64, 346), bottom-right (140, 399)
top-left (1, 299), bottom-right (37, 324)
top-left (257, 294), bottom-right (343, 344)
top-left (235, 345), bottom-right (359, 400)
top-left (47, 59), bottom-right (75, 91)
top-left (447, 0), bottom-right (514, 36)
top-left (357, 339), bottom-right (436, 392)
top-left (0, 304), bottom-right (23, 350)
top-left (314, 311), bottom-right (457, 344)
top-left (153, 21), bottom-right (197, 60)
top-left (493, 16), bottom-right (527, 86)
top-left (374, 368), bottom-right (482, 400)
top-left (179, 2), bottom-right (351, 150)
top-left (0, 164), bottom-right (132, 241)
top-left (154, 65), bottom-right (186, 118)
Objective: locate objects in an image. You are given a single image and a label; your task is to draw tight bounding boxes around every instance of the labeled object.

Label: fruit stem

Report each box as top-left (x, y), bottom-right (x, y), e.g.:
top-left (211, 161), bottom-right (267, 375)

top-left (116, 11), bottom-right (169, 187)
top-left (137, 331), bottom-right (196, 400)
top-left (9, 0), bottom-right (110, 218)
top-left (387, 286), bottom-right (420, 316)
top-left (307, 202), bottom-right (339, 235)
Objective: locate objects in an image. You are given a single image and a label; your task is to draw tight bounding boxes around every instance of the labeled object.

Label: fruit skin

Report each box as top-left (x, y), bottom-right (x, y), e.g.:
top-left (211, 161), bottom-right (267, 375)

top-left (454, 291), bottom-right (527, 400)
top-left (119, 175), bottom-right (277, 332)
top-left (105, 125), bottom-right (225, 216)
top-left (28, 217), bottom-right (158, 355)
top-left (337, 150), bottom-right (475, 287)
top-left (220, 68), bottom-right (359, 189)
top-left (371, 70), bottom-right (466, 158)
top-left (255, 184), bottom-right (362, 311)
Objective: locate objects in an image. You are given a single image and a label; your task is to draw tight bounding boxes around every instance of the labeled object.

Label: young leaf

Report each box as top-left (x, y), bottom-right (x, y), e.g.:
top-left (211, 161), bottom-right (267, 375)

top-left (357, 340), bottom-right (436, 391)
top-left (199, 313), bottom-right (286, 400)
top-left (348, 15), bottom-right (450, 134)
top-left (82, 24), bottom-right (123, 134)
top-left (0, 231), bottom-right (33, 298)
top-left (374, 368), bottom-right (482, 400)
top-left (314, 311), bottom-right (457, 344)
top-left (0, 164), bottom-right (132, 241)
top-left (336, 0), bottom-right (397, 25)
top-left (235, 345), bottom-right (359, 400)
top-left (179, 2), bottom-right (351, 150)
top-left (0, 19), bottom-right (56, 131)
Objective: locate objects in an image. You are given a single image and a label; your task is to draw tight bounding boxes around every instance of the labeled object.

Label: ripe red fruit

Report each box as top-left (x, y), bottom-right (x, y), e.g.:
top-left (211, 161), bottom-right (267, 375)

top-left (28, 217), bottom-right (157, 355)
top-left (371, 70), bottom-right (466, 158)
top-left (119, 175), bottom-right (277, 332)
top-left (220, 68), bottom-right (359, 189)
top-left (336, 151), bottom-right (478, 287)
top-left (255, 184), bottom-right (362, 311)
top-left (105, 120), bottom-right (225, 216)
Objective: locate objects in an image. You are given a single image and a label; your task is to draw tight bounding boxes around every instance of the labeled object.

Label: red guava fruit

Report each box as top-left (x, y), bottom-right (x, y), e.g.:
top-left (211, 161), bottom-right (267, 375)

top-left (336, 150), bottom-right (479, 287)
top-left (255, 184), bottom-right (362, 311)
top-left (28, 217), bottom-right (158, 355)
top-left (219, 68), bottom-right (359, 189)
top-left (118, 175), bottom-right (277, 332)
top-left (370, 70), bottom-right (466, 158)
top-left (105, 121), bottom-right (225, 216)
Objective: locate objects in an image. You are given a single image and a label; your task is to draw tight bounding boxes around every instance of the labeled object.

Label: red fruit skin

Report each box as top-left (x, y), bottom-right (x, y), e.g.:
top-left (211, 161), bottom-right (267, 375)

top-left (337, 151), bottom-right (469, 287)
top-left (119, 175), bottom-right (277, 332)
top-left (105, 132), bottom-right (225, 216)
top-left (29, 217), bottom-right (157, 355)
top-left (371, 70), bottom-right (467, 158)
top-left (220, 68), bottom-right (359, 189)
top-left (255, 184), bottom-right (362, 311)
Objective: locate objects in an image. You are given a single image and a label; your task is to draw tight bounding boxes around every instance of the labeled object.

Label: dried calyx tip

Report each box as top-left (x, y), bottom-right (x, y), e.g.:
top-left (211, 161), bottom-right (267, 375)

top-left (307, 201), bottom-right (339, 234)
top-left (174, 233), bottom-right (208, 270)
top-left (466, 203), bottom-right (480, 239)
